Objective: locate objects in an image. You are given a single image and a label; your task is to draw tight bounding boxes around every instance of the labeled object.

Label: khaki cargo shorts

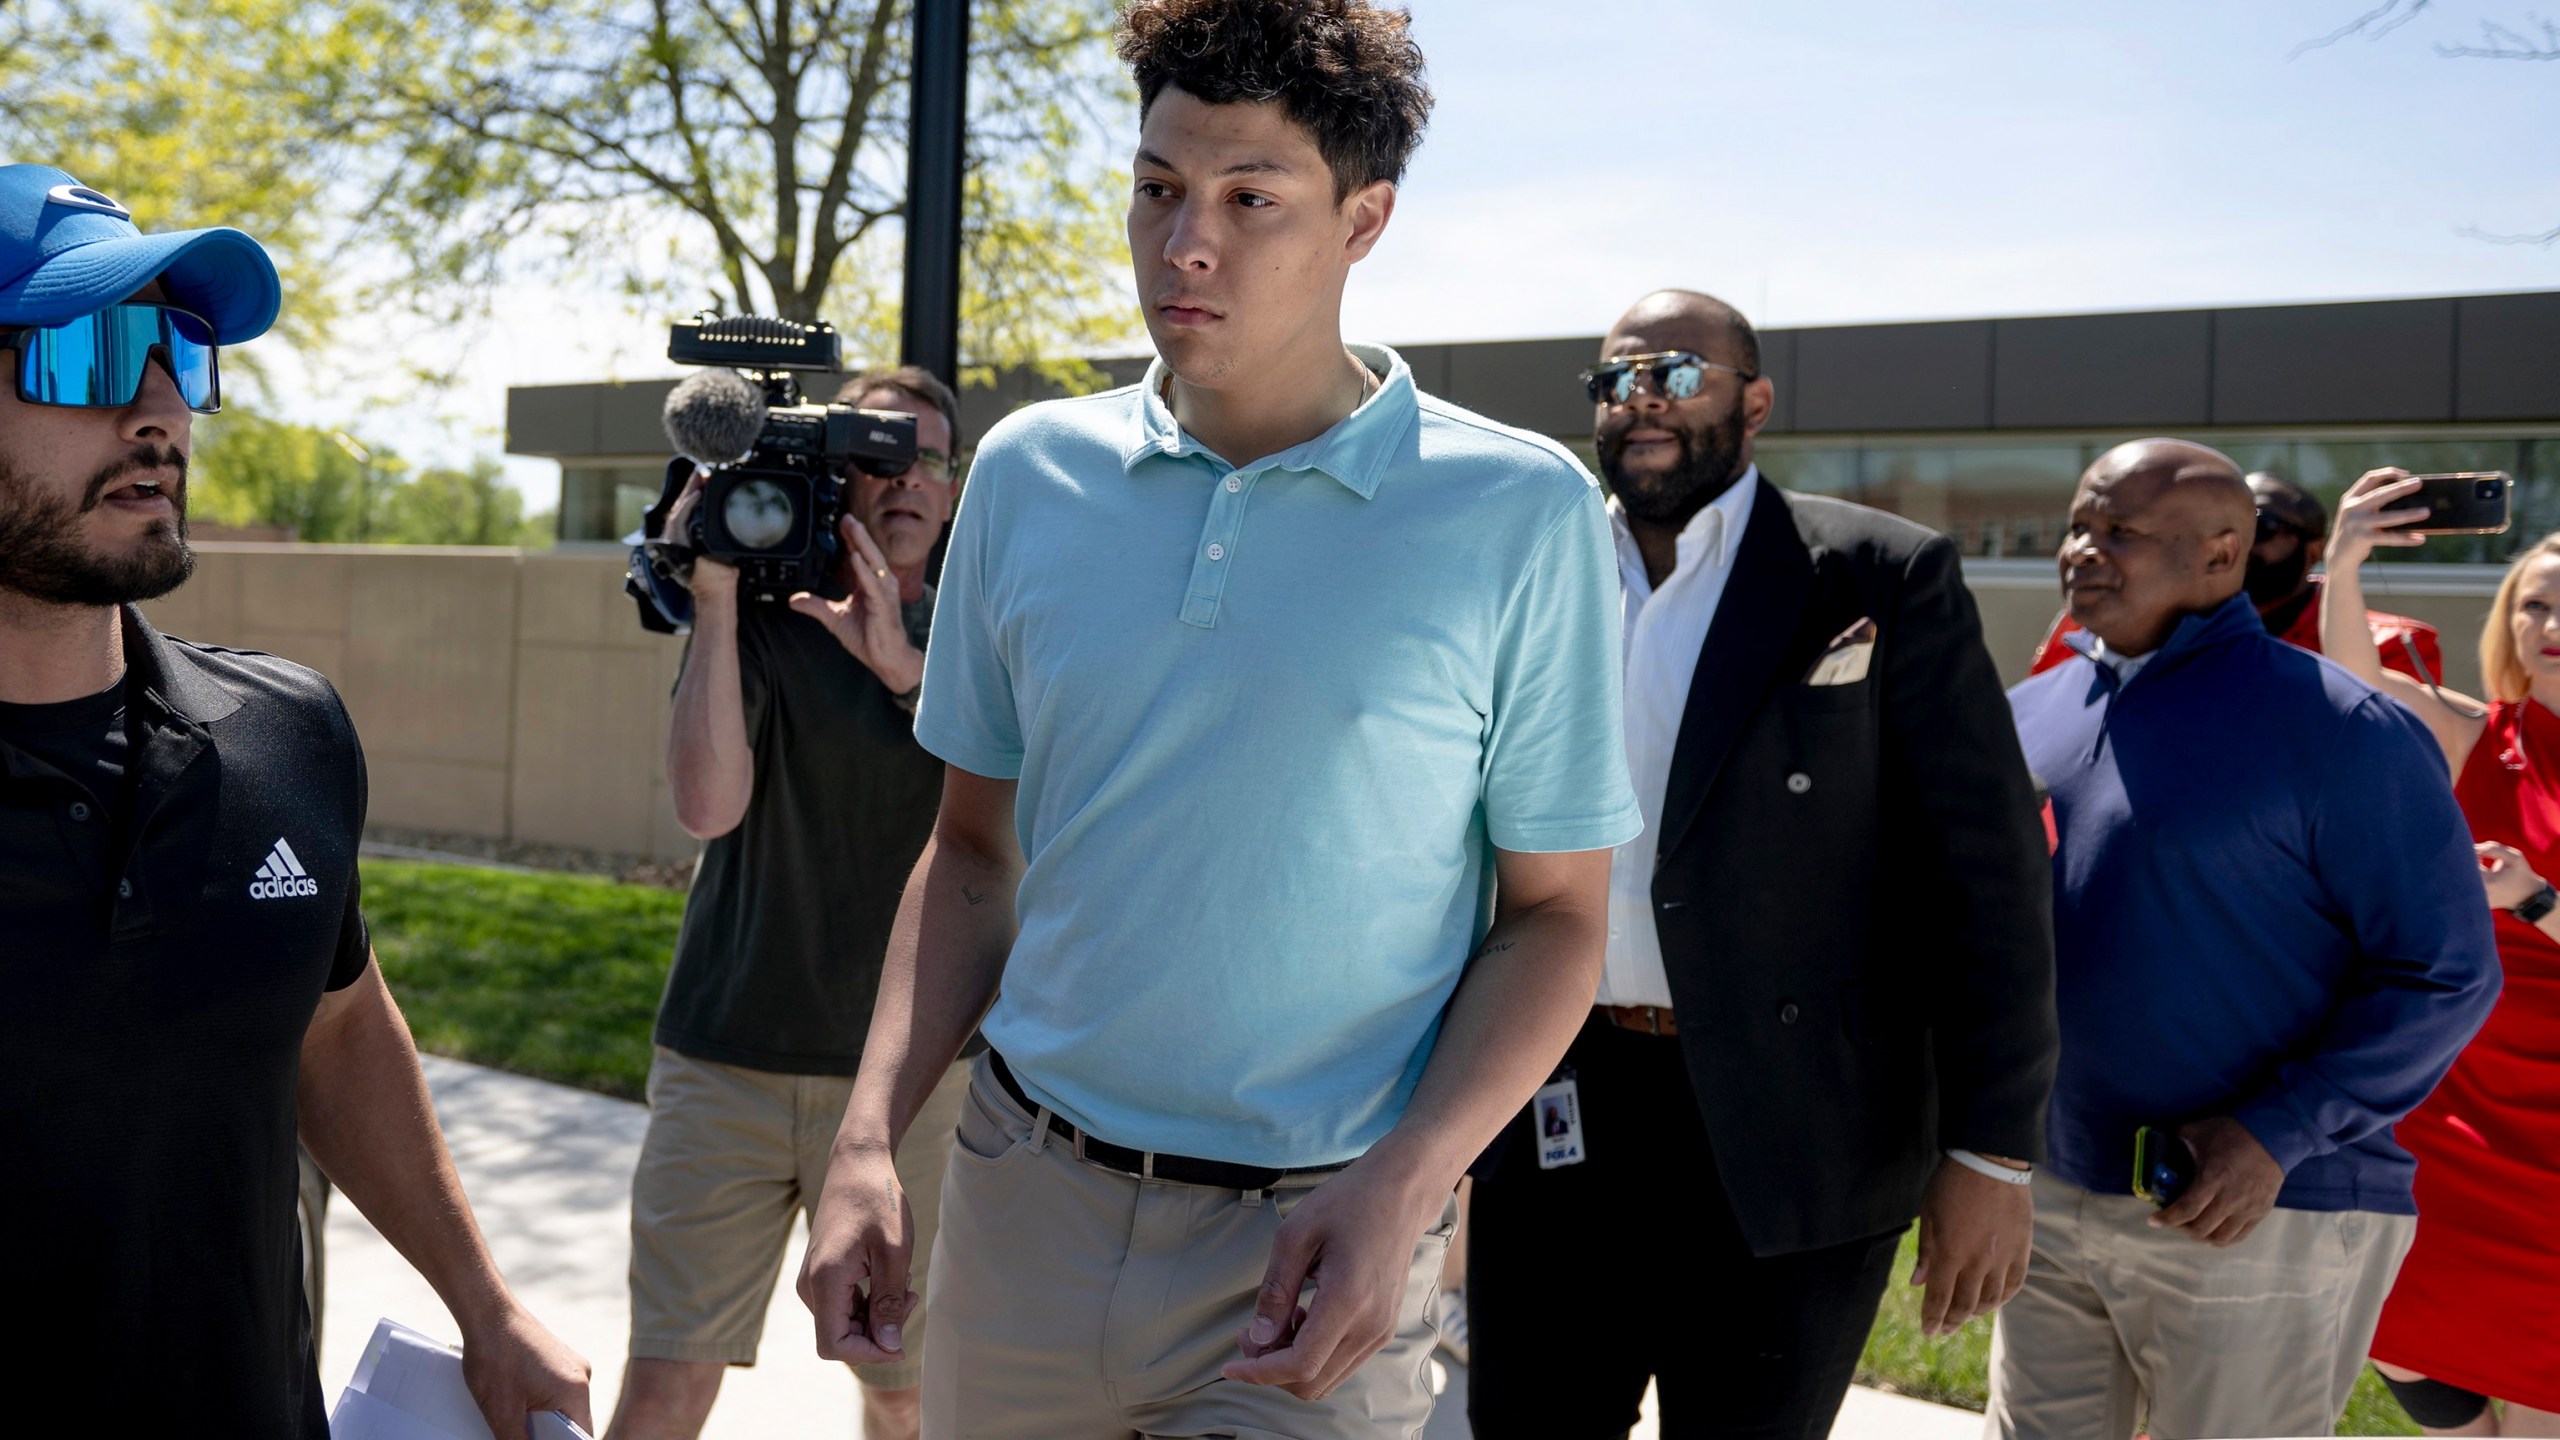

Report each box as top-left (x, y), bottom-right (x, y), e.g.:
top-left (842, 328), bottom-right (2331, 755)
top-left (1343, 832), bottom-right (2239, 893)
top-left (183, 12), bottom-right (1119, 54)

top-left (627, 1047), bottom-right (971, 1390)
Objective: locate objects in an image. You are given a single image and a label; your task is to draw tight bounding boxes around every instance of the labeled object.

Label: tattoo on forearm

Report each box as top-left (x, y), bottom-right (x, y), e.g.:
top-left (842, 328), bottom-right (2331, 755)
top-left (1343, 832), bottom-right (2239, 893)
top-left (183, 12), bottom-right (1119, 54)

top-left (1474, 940), bottom-right (1516, 959)
top-left (961, 884), bottom-right (988, 908)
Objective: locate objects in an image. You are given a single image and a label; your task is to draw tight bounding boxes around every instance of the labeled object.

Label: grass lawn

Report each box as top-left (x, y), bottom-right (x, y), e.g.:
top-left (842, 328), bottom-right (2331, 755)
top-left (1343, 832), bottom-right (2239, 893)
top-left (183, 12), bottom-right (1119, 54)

top-left (1859, 1227), bottom-right (2420, 1434)
top-left (363, 858), bottom-right (682, 1101)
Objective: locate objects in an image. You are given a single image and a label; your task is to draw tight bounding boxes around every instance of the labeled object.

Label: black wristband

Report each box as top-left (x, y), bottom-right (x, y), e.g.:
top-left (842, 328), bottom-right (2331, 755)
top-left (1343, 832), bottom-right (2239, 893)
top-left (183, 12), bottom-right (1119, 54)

top-left (2515, 882), bottom-right (2559, 925)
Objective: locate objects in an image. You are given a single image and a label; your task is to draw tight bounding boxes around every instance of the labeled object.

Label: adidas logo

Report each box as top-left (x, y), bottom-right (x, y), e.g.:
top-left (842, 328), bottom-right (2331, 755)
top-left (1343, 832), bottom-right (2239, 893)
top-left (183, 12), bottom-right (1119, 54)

top-left (248, 837), bottom-right (320, 900)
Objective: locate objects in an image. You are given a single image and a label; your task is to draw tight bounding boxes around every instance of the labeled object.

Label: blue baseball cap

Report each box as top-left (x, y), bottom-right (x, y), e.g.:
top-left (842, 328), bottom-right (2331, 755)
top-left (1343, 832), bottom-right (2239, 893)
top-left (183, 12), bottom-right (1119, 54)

top-left (0, 164), bottom-right (281, 344)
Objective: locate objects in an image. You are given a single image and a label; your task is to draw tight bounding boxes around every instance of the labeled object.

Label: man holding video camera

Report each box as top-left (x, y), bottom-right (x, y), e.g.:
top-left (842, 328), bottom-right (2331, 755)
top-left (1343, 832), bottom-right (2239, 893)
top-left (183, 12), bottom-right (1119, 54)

top-left (606, 365), bottom-right (967, 1440)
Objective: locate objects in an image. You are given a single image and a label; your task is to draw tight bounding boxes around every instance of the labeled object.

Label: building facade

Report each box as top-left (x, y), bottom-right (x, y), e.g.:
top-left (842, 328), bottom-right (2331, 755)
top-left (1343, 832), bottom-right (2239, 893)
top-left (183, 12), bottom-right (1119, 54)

top-left (510, 290), bottom-right (2560, 566)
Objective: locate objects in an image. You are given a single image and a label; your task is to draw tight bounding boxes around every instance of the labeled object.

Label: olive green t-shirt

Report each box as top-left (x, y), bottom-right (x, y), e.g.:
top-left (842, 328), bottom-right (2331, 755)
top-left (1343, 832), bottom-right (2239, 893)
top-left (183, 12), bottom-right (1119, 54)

top-left (656, 589), bottom-right (942, 1075)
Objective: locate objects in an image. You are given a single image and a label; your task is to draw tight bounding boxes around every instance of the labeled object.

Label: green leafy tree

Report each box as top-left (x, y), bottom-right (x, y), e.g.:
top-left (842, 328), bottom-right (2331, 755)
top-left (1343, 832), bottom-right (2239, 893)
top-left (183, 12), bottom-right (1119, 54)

top-left (1, 1), bottom-right (352, 345)
top-left (193, 412), bottom-right (550, 548)
top-left (0, 5), bottom-right (107, 136)
top-left (7, 0), bottom-right (1139, 379)
top-left (350, 0), bottom-right (1134, 379)
top-left (378, 458), bottom-right (535, 547)
top-left (190, 411), bottom-right (392, 542)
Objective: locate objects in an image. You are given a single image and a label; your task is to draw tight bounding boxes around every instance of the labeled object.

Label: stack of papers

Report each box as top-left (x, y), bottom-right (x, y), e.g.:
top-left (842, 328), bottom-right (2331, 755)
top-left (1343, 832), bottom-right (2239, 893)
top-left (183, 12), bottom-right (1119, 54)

top-left (330, 1318), bottom-right (591, 1440)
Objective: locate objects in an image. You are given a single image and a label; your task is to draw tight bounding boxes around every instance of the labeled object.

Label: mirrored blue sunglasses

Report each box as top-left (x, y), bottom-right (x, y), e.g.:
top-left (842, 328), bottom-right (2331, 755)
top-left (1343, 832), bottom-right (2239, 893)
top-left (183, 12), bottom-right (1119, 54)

top-left (1579, 350), bottom-right (1753, 407)
top-left (7, 302), bottom-right (222, 414)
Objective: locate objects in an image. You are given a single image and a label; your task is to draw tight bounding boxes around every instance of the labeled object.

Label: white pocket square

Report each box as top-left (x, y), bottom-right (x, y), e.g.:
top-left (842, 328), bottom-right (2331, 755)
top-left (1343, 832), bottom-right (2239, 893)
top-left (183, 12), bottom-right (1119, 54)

top-left (1803, 617), bottom-right (1877, 687)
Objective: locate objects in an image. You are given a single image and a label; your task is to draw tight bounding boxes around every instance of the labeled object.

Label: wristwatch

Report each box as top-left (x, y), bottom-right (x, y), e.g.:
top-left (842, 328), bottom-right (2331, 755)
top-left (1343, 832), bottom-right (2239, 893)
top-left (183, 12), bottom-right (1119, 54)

top-left (2514, 882), bottom-right (2559, 924)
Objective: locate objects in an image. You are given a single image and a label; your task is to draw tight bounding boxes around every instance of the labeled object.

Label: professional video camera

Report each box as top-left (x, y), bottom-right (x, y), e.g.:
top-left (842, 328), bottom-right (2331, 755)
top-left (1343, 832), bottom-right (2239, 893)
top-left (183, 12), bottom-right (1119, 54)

top-left (626, 315), bottom-right (920, 633)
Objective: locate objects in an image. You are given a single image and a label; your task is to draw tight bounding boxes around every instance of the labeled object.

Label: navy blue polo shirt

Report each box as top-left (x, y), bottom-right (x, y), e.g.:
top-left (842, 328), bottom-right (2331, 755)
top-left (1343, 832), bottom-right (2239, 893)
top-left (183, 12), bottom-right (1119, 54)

top-left (2008, 595), bottom-right (2499, 1212)
top-left (0, 608), bottom-right (371, 1438)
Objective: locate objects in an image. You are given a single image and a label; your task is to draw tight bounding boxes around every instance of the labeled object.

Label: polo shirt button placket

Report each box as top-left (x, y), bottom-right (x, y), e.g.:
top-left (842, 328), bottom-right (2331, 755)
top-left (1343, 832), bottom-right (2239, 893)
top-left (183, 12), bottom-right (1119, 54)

top-left (1179, 469), bottom-right (1256, 629)
top-left (69, 801), bottom-right (91, 822)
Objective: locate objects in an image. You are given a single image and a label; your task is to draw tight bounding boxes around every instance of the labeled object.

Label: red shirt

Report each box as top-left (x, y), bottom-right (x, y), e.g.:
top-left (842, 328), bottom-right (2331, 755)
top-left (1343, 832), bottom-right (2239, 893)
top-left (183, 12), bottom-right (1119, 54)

top-left (2028, 576), bottom-right (2442, 681)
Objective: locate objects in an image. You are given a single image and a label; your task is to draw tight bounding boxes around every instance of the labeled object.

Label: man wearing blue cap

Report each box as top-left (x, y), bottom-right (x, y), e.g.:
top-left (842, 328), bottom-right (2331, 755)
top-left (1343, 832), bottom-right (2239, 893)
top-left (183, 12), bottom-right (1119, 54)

top-left (0, 165), bottom-right (592, 1437)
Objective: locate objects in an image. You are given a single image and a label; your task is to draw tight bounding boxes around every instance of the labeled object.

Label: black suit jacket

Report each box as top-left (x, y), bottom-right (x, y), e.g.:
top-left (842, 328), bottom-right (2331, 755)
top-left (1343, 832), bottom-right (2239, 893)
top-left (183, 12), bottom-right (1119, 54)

top-left (1650, 480), bottom-right (2057, 1255)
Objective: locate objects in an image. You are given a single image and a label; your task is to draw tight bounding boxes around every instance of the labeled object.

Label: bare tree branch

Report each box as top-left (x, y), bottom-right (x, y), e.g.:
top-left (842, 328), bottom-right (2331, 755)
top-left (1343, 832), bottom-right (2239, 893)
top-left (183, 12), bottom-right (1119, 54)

top-left (649, 0), bottom-right (759, 309)
top-left (2457, 221), bottom-right (2560, 243)
top-left (2303, 6), bottom-right (2560, 246)
top-left (2290, 0), bottom-right (2434, 58)
top-left (2438, 15), bottom-right (2560, 56)
top-left (803, 0), bottom-right (900, 313)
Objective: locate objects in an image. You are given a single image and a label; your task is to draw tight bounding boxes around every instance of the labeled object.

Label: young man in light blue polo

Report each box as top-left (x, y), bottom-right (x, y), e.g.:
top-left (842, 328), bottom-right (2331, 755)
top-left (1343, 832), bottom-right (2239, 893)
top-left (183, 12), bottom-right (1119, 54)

top-left (798, 2), bottom-right (1640, 1434)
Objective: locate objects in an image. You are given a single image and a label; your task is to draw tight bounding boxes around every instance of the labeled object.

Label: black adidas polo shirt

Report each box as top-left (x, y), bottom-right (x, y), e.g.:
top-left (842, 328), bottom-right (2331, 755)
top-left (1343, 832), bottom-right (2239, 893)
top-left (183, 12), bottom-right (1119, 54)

top-left (0, 608), bottom-right (369, 1439)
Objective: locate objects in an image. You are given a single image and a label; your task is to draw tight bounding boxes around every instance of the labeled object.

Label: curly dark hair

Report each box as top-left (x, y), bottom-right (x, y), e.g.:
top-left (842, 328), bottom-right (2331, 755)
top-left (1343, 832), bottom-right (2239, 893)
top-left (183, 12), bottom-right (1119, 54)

top-left (1117, 0), bottom-right (1433, 201)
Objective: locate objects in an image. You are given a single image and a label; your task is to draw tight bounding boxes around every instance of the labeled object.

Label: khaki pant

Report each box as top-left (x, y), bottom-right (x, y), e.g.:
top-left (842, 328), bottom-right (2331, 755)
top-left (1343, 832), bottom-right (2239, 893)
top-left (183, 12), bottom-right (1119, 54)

top-left (628, 1047), bottom-right (972, 1390)
top-left (1984, 1172), bottom-right (2416, 1440)
top-left (921, 1054), bottom-right (1456, 1439)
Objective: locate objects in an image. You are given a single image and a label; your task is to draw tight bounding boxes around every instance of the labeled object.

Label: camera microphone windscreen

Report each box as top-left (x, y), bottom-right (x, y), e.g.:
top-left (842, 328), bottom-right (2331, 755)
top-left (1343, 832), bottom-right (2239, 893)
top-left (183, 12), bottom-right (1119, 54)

top-left (663, 368), bottom-right (767, 467)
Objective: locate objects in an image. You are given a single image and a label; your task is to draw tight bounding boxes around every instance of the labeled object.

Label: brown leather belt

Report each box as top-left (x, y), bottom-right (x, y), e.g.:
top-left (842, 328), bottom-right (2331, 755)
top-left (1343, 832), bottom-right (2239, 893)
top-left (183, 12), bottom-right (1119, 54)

top-left (1599, 1003), bottom-right (1676, 1036)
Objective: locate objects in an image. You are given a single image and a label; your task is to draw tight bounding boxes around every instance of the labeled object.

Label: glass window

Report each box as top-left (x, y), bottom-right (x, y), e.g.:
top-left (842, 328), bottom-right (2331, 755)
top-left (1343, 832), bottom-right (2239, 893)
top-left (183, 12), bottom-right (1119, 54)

top-left (558, 464), bottom-right (678, 543)
top-left (2217, 440), bottom-right (2297, 480)
top-left (1619, 429), bottom-right (2556, 567)
top-left (1756, 445), bottom-right (1858, 500)
top-left (1869, 445), bottom-right (2082, 557)
top-left (559, 468), bottom-right (615, 543)
top-left (613, 483), bottom-right (659, 543)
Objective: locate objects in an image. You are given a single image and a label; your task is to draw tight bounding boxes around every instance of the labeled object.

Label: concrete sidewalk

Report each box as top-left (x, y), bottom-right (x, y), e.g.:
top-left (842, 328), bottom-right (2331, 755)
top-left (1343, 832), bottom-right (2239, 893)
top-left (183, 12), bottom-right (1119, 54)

top-left (323, 1056), bottom-right (1977, 1440)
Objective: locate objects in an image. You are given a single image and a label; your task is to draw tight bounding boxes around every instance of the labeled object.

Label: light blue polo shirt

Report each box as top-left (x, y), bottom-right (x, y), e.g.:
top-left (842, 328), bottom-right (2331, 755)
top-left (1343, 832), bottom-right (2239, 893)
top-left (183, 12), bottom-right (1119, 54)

top-left (916, 343), bottom-right (1642, 1167)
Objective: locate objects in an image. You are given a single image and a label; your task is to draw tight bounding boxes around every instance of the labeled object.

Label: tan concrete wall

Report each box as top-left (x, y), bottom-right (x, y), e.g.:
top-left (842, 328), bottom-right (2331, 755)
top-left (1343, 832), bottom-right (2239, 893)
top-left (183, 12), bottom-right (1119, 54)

top-left (140, 548), bottom-right (2509, 863)
top-left (143, 543), bottom-right (694, 861)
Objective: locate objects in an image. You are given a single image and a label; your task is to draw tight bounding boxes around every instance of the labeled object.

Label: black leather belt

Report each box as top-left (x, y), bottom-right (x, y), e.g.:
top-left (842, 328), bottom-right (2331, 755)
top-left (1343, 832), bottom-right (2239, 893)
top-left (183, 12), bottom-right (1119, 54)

top-left (987, 1051), bottom-right (1348, 1193)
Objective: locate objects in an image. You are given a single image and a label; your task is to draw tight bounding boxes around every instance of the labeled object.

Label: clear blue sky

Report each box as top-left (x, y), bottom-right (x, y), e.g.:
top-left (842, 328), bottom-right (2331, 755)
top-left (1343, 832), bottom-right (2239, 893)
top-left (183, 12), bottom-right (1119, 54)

top-left (1356, 0), bottom-right (2560, 339)
top-left (248, 0), bottom-right (2560, 511)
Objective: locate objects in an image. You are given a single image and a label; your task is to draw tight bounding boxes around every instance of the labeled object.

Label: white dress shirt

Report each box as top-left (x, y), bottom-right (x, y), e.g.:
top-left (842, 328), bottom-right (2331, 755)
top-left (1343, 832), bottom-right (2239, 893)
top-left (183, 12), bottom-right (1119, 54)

top-left (1598, 467), bottom-right (1761, 1009)
top-left (2090, 639), bottom-right (2152, 686)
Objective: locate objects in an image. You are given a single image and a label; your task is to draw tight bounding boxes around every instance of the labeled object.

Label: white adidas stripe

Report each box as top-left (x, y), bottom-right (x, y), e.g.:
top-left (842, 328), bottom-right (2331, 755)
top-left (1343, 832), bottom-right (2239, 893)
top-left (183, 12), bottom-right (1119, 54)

top-left (273, 837), bottom-right (309, 878)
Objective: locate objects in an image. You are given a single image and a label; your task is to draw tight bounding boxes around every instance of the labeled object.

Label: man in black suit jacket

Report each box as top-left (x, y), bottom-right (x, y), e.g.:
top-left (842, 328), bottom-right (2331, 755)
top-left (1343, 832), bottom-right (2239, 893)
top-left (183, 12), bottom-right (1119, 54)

top-left (1465, 291), bottom-right (2058, 1440)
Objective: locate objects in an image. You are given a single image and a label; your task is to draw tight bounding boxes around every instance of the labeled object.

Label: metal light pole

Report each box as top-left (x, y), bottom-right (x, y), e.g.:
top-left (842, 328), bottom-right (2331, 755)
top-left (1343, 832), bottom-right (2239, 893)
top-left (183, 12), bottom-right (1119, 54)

top-left (901, 0), bottom-right (969, 387)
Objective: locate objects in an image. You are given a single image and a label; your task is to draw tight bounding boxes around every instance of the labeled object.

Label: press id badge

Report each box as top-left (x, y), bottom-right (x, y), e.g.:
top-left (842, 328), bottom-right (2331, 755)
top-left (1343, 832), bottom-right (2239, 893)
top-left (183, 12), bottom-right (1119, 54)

top-left (1533, 1076), bottom-right (1586, 1169)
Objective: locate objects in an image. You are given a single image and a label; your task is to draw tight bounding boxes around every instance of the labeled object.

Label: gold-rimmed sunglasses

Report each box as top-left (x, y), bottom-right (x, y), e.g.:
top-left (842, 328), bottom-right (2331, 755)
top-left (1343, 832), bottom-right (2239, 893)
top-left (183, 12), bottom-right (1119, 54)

top-left (1579, 350), bottom-right (1754, 407)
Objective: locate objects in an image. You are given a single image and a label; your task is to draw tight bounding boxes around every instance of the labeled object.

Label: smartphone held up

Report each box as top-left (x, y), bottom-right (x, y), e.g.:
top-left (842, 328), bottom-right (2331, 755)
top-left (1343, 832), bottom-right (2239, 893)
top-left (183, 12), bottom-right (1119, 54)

top-left (2402, 471), bottom-right (2512, 537)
